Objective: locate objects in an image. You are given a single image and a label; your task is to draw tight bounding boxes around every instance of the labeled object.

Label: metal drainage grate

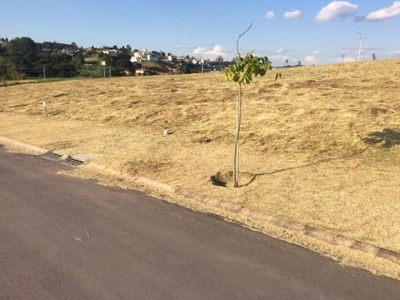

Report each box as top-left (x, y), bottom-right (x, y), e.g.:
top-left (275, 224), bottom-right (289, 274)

top-left (61, 155), bottom-right (84, 166)
top-left (39, 150), bottom-right (62, 161)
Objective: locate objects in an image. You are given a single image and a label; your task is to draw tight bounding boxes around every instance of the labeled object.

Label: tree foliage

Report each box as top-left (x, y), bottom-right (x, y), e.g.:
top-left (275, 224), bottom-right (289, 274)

top-left (226, 54), bottom-right (271, 85)
top-left (0, 37), bottom-right (80, 78)
top-left (0, 54), bottom-right (20, 81)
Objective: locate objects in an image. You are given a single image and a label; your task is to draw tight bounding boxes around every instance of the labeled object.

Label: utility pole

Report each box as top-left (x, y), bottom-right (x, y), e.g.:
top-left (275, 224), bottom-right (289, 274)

top-left (357, 32), bottom-right (363, 62)
top-left (43, 65), bottom-right (46, 79)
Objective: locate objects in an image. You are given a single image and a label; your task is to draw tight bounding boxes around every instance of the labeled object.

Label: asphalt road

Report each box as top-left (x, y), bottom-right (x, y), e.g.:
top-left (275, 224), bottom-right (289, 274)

top-left (1, 146), bottom-right (399, 300)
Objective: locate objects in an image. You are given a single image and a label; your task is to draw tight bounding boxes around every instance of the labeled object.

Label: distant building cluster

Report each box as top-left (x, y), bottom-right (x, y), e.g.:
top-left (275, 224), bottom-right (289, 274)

top-left (87, 46), bottom-right (211, 67)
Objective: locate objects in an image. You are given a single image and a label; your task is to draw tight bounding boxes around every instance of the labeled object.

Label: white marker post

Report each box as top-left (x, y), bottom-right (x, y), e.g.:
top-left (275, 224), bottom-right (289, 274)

top-left (43, 101), bottom-right (48, 117)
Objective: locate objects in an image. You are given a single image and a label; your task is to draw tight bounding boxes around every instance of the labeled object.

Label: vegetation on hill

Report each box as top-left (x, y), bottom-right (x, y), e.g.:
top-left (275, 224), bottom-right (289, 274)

top-left (0, 36), bottom-right (227, 81)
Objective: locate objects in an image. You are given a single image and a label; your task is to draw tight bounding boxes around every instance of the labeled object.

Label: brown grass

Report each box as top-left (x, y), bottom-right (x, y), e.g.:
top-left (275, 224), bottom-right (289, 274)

top-left (1, 59), bottom-right (400, 278)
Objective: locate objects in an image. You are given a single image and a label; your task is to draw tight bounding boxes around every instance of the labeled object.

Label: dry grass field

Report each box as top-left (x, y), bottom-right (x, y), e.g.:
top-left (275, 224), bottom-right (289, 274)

top-left (1, 59), bottom-right (400, 278)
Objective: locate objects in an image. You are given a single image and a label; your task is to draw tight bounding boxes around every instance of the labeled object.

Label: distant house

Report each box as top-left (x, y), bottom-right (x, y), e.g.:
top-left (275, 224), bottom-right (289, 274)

top-left (61, 48), bottom-right (74, 56)
top-left (100, 48), bottom-right (119, 56)
top-left (201, 58), bottom-right (211, 66)
top-left (167, 53), bottom-right (177, 61)
top-left (130, 50), bottom-right (142, 63)
top-left (148, 51), bottom-right (160, 62)
top-left (180, 55), bottom-right (191, 63)
top-left (131, 49), bottom-right (160, 63)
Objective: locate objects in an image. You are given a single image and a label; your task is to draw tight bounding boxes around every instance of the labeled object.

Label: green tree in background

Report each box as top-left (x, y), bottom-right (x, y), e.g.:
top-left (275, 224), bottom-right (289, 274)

top-left (7, 37), bottom-right (38, 76)
top-left (0, 56), bottom-right (19, 82)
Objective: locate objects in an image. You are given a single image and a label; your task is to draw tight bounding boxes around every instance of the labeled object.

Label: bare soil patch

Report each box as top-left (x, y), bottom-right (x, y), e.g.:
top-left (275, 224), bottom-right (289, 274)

top-left (1, 59), bottom-right (400, 278)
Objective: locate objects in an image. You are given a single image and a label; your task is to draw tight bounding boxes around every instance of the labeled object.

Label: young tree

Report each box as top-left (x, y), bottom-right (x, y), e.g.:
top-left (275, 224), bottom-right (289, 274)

top-left (225, 23), bottom-right (272, 187)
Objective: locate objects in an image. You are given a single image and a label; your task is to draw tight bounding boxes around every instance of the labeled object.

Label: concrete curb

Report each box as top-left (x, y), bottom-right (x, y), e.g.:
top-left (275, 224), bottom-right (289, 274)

top-left (0, 136), bottom-right (47, 155)
top-left (1, 135), bottom-right (400, 267)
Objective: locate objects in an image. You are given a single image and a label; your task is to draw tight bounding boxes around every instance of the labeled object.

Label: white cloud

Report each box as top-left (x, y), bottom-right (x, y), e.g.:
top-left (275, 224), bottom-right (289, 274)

top-left (305, 55), bottom-right (317, 64)
top-left (270, 54), bottom-right (290, 63)
top-left (269, 48), bottom-right (291, 64)
top-left (364, 1), bottom-right (400, 21)
top-left (193, 45), bottom-right (228, 60)
top-left (284, 10), bottom-right (302, 20)
top-left (315, 1), bottom-right (358, 22)
top-left (275, 48), bottom-right (287, 54)
top-left (193, 47), bottom-right (206, 55)
top-left (389, 50), bottom-right (400, 57)
top-left (265, 11), bottom-right (275, 19)
top-left (313, 50), bottom-right (320, 55)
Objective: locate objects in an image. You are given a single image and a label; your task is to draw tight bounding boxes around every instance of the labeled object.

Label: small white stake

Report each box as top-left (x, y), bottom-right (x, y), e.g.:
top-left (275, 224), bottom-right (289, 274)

top-left (43, 101), bottom-right (48, 117)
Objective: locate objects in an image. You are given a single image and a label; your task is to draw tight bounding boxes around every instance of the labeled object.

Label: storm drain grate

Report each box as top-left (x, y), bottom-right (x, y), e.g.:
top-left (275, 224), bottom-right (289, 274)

top-left (61, 155), bottom-right (84, 166)
top-left (39, 150), bottom-right (62, 161)
top-left (39, 151), bottom-right (85, 167)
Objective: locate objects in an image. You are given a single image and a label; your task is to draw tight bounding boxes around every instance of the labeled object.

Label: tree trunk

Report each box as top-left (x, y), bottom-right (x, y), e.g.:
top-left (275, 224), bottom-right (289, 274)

top-left (233, 82), bottom-right (242, 187)
top-left (232, 22), bottom-right (251, 188)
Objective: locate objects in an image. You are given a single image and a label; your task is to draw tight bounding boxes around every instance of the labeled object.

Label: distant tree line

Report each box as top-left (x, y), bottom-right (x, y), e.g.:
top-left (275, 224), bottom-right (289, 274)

top-left (0, 37), bottom-right (142, 80)
top-left (1, 37), bottom-right (80, 79)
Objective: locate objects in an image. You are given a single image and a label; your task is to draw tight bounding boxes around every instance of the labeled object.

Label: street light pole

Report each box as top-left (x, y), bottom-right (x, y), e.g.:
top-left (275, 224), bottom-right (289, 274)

top-left (357, 32), bottom-right (364, 62)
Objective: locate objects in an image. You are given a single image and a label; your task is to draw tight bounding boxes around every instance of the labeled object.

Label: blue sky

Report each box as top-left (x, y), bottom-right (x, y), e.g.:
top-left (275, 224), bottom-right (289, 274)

top-left (1, 1), bottom-right (400, 65)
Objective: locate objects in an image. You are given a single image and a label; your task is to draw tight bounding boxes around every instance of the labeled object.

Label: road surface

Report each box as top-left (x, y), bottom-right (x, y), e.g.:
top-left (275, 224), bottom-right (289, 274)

top-left (0, 146), bottom-right (399, 299)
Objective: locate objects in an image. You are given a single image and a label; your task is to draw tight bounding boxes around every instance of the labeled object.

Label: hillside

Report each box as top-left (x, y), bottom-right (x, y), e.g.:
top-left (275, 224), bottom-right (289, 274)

top-left (1, 58), bottom-right (400, 278)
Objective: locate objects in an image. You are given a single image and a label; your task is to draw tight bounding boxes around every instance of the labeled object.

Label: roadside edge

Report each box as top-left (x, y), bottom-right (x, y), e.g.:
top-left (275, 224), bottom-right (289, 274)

top-left (1, 135), bottom-right (399, 276)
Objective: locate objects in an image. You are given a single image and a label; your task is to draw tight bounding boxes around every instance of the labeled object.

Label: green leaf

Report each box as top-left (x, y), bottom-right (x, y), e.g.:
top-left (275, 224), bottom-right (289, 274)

top-left (226, 52), bottom-right (272, 84)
